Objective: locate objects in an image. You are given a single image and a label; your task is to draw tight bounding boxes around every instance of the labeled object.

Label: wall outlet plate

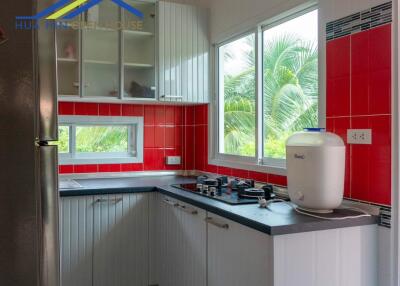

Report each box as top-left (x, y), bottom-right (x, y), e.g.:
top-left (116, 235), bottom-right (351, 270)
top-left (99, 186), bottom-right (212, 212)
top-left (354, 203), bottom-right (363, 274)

top-left (166, 156), bottom-right (181, 165)
top-left (347, 129), bottom-right (372, 144)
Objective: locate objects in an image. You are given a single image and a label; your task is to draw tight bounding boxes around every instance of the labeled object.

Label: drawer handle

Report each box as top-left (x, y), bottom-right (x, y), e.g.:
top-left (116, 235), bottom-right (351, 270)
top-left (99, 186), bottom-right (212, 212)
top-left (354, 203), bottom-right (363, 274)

top-left (178, 204), bottom-right (198, 215)
top-left (162, 198), bottom-right (179, 207)
top-left (161, 95), bottom-right (183, 99)
top-left (95, 198), bottom-right (122, 204)
top-left (205, 217), bottom-right (229, 229)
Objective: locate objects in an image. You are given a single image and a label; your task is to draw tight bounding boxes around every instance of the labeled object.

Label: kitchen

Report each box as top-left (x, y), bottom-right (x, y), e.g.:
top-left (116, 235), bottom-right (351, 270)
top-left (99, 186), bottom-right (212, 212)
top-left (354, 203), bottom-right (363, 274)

top-left (0, 0), bottom-right (398, 285)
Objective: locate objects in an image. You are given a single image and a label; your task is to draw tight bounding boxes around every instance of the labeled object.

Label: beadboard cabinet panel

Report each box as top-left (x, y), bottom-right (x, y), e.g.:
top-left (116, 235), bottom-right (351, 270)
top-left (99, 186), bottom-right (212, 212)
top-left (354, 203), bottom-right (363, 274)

top-left (150, 193), bottom-right (207, 286)
top-left (206, 213), bottom-right (274, 286)
top-left (60, 193), bottom-right (149, 286)
top-left (158, 1), bottom-right (210, 103)
top-left (60, 196), bottom-right (94, 286)
top-left (93, 193), bottom-right (149, 286)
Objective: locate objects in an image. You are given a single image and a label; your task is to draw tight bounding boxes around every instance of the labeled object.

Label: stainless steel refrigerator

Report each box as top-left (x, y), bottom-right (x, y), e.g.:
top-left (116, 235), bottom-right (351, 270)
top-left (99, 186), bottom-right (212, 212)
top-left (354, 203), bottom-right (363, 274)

top-left (0, 1), bottom-right (60, 285)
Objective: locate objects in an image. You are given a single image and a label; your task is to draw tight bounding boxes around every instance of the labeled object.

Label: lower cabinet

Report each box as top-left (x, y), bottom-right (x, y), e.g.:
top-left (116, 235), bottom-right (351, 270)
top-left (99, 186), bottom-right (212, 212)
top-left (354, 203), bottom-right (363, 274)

top-left (206, 213), bottom-right (274, 286)
top-left (150, 193), bottom-right (207, 286)
top-left (61, 193), bottom-right (378, 286)
top-left (60, 193), bottom-right (150, 286)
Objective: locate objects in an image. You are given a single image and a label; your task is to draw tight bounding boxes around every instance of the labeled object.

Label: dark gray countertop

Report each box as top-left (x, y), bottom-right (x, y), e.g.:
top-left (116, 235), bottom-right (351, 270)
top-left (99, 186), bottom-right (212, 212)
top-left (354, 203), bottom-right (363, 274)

top-left (59, 175), bottom-right (378, 236)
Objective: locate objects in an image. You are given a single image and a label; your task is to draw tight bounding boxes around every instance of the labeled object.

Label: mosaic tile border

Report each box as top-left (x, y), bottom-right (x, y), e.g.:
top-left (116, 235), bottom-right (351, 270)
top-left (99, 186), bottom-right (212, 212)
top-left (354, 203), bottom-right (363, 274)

top-left (326, 1), bottom-right (392, 41)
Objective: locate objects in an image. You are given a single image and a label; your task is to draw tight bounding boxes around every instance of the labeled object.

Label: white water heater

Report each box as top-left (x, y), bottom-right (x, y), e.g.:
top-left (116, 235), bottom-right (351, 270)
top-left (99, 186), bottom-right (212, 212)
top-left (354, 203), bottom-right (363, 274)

top-left (286, 128), bottom-right (345, 213)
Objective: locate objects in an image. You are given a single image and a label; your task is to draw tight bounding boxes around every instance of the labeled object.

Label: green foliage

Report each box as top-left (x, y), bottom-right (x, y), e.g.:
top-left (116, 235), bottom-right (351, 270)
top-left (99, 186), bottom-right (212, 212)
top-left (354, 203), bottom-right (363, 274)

top-left (76, 126), bottom-right (128, 153)
top-left (56, 126), bottom-right (129, 154)
top-left (57, 126), bottom-right (69, 153)
top-left (222, 33), bottom-right (318, 159)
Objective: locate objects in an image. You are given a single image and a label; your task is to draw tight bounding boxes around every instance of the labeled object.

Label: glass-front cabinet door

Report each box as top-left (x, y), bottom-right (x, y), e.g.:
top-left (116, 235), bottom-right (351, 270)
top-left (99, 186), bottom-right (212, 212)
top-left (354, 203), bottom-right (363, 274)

top-left (82, 1), bottom-right (120, 98)
top-left (56, 0), bottom-right (156, 100)
top-left (56, 17), bottom-right (80, 97)
top-left (122, 1), bottom-right (156, 99)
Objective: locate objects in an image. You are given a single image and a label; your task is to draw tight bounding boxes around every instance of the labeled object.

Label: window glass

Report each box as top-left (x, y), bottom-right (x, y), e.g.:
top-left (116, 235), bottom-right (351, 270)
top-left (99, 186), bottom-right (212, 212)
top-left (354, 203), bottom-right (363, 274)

top-left (57, 126), bottom-right (69, 153)
top-left (218, 33), bottom-right (256, 157)
top-left (263, 10), bottom-right (318, 159)
top-left (75, 125), bottom-right (129, 153)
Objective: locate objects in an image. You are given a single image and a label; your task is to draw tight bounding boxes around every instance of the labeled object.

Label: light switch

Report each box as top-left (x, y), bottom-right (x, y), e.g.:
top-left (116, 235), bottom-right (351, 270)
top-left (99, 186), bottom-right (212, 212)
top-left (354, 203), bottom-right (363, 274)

top-left (347, 129), bottom-right (372, 144)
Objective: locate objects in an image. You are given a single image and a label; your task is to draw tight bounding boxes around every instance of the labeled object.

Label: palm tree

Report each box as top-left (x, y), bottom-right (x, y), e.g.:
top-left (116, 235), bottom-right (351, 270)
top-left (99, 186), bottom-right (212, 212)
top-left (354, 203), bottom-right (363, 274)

top-left (222, 34), bottom-right (318, 158)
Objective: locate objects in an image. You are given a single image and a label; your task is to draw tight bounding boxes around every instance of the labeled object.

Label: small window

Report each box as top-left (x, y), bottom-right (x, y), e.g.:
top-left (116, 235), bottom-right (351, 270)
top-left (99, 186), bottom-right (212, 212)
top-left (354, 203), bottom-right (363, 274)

top-left (57, 116), bottom-right (144, 165)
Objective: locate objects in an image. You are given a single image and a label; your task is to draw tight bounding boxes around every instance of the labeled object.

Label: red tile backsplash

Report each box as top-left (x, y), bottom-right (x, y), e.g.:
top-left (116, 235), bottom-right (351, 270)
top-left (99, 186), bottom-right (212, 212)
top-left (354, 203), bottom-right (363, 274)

top-left (326, 23), bottom-right (392, 206)
top-left (58, 23), bottom-right (392, 206)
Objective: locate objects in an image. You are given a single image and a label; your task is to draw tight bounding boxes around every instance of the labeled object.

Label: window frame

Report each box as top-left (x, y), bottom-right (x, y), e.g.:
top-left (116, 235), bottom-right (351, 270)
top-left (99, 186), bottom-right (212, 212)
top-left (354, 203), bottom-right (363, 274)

top-left (58, 115), bottom-right (144, 165)
top-left (210, 4), bottom-right (320, 175)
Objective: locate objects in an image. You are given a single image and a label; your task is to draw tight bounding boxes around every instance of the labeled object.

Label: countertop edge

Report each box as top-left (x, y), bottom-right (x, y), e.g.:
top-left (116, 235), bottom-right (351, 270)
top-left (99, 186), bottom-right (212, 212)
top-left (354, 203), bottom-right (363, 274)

top-left (59, 179), bottom-right (378, 236)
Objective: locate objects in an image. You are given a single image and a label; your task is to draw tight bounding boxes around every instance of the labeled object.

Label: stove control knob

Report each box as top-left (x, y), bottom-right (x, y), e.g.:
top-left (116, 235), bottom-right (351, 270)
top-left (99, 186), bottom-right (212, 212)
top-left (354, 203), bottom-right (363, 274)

top-left (209, 187), bottom-right (216, 196)
top-left (196, 184), bottom-right (203, 192)
top-left (203, 185), bottom-right (209, 194)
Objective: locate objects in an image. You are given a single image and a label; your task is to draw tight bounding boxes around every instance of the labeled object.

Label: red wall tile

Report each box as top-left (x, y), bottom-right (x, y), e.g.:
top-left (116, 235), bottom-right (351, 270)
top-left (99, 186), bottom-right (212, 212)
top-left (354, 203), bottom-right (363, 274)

top-left (74, 164), bottom-right (98, 173)
top-left (144, 148), bottom-right (165, 171)
top-left (218, 166), bottom-right (232, 176)
top-left (327, 36), bottom-right (351, 79)
top-left (369, 69), bottom-right (391, 114)
top-left (185, 106), bottom-right (195, 125)
top-left (122, 104), bottom-right (143, 116)
top-left (98, 164), bottom-right (121, 173)
top-left (121, 163), bottom-right (143, 172)
top-left (75, 103), bottom-right (98, 116)
top-left (109, 104), bottom-right (121, 116)
top-left (369, 24), bottom-right (391, 72)
top-left (248, 171), bottom-right (269, 183)
top-left (144, 105), bottom-right (155, 125)
top-left (269, 174), bottom-right (287, 187)
top-left (184, 126), bottom-right (195, 170)
top-left (231, 168), bottom-right (249, 179)
top-left (58, 102), bottom-right (74, 115)
top-left (59, 165), bottom-right (74, 174)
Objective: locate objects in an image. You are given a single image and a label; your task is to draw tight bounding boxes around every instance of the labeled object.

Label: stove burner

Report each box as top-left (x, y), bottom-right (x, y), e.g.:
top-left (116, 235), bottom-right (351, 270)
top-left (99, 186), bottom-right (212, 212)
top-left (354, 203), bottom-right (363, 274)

top-left (172, 183), bottom-right (259, 205)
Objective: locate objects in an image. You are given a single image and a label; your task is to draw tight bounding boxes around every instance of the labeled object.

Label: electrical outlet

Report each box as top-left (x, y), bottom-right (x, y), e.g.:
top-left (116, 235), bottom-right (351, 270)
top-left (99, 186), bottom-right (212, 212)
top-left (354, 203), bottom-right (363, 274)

top-left (166, 156), bottom-right (181, 165)
top-left (347, 129), bottom-right (372, 144)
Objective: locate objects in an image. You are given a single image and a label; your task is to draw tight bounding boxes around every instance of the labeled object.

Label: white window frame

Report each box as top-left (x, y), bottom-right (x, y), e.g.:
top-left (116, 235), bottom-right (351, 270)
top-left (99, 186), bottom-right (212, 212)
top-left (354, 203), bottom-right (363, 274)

top-left (210, 4), bottom-right (320, 176)
top-left (58, 116), bottom-right (144, 165)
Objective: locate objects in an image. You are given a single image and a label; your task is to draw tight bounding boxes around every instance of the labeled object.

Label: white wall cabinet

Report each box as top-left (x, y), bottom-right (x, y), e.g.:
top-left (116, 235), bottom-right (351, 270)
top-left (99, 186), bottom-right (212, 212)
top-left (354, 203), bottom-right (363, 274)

top-left (158, 1), bottom-right (210, 103)
top-left (150, 193), bottom-right (207, 286)
top-left (206, 213), bottom-right (274, 286)
top-left (60, 193), bottom-right (150, 286)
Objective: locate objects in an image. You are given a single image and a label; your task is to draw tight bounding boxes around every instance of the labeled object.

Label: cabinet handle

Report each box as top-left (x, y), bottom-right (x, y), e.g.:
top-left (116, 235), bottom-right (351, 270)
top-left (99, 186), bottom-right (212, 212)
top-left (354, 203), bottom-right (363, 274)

top-left (161, 95), bottom-right (183, 99)
top-left (162, 198), bottom-right (179, 207)
top-left (95, 198), bottom-right (122, 204)
top-left (205, 217), bottom-right (229, 229)
top-left (177, 204), bottom-right (198, 215)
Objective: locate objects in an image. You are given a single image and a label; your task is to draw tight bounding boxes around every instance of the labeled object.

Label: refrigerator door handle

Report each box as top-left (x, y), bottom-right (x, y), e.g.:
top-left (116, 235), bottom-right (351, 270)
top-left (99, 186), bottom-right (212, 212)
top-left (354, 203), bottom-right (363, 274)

top-left (39, 145), bottom-right (60, 286)
top-left (37, 17), bottom-right (58, 141)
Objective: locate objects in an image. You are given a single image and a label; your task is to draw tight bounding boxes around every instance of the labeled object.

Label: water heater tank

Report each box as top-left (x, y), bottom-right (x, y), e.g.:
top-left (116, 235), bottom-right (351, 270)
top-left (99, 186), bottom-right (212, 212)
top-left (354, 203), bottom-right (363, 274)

top-left (286, 128), bottom-right (345, 213)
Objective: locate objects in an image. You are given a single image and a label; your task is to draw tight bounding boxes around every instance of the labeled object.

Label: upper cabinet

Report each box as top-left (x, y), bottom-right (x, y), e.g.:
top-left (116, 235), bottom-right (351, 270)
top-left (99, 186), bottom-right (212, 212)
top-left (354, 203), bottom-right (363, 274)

top-left (158, 1), bottom-right (210, 103)
top-left (56, 1), bottom-right (209, 104)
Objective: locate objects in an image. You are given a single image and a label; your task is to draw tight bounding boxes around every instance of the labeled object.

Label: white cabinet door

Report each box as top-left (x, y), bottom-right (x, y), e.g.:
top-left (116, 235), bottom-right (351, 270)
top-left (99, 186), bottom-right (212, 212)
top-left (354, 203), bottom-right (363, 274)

top-left (158, 1), bottom-right (209, 103)
top-left (92, 193), bottom-right (149, 286)
top-left (206, 213), bottom-right (274, 286)
top-left (150, 194), bottom-right (207, 286)
top-left (60, 196), bottom-right (94, 286)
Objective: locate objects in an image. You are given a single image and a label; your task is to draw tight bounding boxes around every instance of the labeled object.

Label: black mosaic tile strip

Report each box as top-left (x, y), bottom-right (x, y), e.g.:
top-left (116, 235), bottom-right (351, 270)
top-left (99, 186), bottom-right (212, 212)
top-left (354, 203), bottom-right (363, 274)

top-left (326, 1), bottom-right (392, 41)
top-left (380, 206), bottom-right (391, 228)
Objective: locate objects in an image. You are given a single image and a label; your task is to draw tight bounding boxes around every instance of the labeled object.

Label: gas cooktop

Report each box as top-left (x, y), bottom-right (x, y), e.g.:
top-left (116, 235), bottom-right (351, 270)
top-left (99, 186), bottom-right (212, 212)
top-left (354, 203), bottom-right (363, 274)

top-left (172, 183), bottom-right (260, 205)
